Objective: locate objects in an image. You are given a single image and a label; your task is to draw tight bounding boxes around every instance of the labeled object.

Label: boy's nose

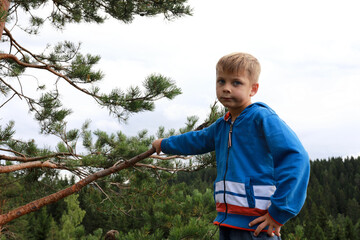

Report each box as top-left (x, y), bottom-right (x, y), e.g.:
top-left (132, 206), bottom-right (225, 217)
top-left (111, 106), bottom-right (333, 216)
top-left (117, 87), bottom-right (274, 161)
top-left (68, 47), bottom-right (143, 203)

top-left (222, 85), bottom-right (231, 92)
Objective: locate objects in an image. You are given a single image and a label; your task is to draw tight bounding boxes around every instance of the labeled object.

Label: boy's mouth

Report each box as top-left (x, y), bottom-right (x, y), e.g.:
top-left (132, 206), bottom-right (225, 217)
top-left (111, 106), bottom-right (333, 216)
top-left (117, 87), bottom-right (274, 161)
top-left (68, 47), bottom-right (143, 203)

top-left (221, 97), bottom-right (233, 101)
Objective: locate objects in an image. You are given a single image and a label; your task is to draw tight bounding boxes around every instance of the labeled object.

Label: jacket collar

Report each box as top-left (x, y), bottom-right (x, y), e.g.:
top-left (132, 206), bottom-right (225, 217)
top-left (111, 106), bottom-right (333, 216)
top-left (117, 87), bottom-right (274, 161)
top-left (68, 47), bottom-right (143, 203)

top-left (224, 112), bottom-right (231, 121)
top-left (224, 102), bottom-right (265, 122)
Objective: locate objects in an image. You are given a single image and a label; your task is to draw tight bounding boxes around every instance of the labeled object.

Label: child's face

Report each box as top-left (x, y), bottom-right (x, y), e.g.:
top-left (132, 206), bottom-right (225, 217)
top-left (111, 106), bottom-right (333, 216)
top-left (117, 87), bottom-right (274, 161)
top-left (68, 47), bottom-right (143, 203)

top-left (216, 70), bottom-right (259, 119)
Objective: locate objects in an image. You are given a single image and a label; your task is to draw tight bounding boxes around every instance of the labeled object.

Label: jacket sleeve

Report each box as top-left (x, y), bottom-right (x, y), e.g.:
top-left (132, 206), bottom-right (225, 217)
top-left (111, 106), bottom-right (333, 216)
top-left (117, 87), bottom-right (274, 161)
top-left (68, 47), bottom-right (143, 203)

top-left (161, 121), bottom-right (217, 155)
top-left (261, 114), bottom-right (310, 225)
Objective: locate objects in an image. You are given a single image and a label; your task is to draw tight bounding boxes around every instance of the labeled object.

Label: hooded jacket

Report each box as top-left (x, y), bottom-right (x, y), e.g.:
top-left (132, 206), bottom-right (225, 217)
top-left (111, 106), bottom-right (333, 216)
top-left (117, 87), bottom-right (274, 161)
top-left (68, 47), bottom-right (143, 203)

top-left (161, 102), bottom-right (310, 231)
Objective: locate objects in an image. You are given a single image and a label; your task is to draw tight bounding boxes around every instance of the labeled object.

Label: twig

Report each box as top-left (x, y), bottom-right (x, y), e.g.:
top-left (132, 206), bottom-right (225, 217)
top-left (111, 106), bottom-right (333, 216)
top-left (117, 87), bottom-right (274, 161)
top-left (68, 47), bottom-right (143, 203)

top-left (135, 163), bottom-right (193, 172)
top-left (0, 160), bottom-right (61, 173)
top-left (149, 154), bottom-right (191, 160)
top-left (0, 148), bottom-right (26, 158)
top-left (0, 93), bottom-right (15, 108)
top-left (0, 152), bottom-right (82, 162)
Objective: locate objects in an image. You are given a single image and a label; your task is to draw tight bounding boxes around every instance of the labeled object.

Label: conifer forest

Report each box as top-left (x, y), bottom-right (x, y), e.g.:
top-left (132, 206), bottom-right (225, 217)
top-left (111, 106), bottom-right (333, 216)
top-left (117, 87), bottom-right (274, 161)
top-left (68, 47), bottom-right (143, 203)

top-left (2, 149), bottom-right (360, 239)
top-left (1, 1), bottom-right (360, 239)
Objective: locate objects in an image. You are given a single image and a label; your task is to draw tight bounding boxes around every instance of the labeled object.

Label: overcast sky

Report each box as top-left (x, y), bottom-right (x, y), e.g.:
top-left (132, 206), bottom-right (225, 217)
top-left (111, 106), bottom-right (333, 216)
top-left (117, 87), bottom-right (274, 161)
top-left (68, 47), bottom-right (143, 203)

top-left (1, 0), bottom-right (360, 160)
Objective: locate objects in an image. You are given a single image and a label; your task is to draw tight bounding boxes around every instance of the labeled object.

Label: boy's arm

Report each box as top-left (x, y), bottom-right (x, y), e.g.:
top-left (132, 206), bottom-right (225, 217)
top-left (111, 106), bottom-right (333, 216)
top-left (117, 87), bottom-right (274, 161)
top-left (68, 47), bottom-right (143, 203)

top-left (261, 114), bottom-right (310, 225)
top-left (153, 121), bottom-right (217, 156)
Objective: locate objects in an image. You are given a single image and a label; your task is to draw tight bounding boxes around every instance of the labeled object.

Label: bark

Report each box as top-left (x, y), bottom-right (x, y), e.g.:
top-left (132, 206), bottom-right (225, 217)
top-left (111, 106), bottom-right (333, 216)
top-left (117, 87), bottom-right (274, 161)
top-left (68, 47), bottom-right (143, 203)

top-left (0, 161), bottom-right (59, 173)
top-left (0, 147), bottom-right (155, 226)
top-left (0, 0), bottom-right (9, 40)
top-left (0, 152), bottom-right (79, 162)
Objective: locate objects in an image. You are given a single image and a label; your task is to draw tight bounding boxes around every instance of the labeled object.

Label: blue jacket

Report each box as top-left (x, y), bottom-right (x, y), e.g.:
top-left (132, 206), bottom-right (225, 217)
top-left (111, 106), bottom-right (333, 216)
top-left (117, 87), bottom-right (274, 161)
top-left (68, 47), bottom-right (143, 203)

top-left (161, 102), bottom-right (310, 231)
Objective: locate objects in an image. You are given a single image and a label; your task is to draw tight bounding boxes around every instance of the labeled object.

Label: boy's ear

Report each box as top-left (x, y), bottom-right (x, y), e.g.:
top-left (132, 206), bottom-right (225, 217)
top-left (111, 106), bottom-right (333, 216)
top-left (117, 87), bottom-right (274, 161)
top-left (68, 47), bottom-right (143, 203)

top-left (250, 83), bottom-right (259, 97)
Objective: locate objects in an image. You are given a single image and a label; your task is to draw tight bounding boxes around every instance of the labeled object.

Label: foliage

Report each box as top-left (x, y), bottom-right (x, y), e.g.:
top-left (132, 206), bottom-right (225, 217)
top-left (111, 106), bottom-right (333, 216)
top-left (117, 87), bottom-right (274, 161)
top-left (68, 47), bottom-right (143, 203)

top-left (282, 156), bottom-right (360, 240)
top-left (58, 194), bottom-right (86, 239)
top-left (1, 0), bottom-right (190, 131)
top-left (2, 1), bottom-right (360, 239)
top-left (2, 154), bottom-right (360, 239)
top-left (1, 0), bottom-right (191, 229)
top-left (8, 0), bottom-right (192, 32)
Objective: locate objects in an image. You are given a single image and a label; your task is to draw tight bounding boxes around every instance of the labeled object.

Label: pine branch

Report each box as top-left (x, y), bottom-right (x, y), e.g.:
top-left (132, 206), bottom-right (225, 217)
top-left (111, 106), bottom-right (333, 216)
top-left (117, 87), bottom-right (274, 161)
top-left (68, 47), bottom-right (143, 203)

top-left (0, 160), bottom-right (61, 173)
top-left (2, 27), bottom-right (182, 122)
top-left (0, 152), bottom-right (80, 162)
top-left (0, 148), bottom-right (26, 158)
top-left (0, 147), bottom-right (155, 226)
top-left (0, 52), bottom-right (96, 98)
top-left (149, 154), bottom-right (191, 160)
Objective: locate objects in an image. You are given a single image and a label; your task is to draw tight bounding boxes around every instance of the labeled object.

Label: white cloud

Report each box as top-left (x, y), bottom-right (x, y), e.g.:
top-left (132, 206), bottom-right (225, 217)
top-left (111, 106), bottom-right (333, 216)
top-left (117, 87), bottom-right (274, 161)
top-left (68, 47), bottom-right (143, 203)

top-left (1, 0), bottom-right (360, 160)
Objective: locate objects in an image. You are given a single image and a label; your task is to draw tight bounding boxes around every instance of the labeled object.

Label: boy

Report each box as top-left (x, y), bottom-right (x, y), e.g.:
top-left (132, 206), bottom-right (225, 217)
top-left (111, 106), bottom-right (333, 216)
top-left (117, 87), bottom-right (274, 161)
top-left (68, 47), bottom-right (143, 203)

top-left (152, 52), bottom-right (310, 239)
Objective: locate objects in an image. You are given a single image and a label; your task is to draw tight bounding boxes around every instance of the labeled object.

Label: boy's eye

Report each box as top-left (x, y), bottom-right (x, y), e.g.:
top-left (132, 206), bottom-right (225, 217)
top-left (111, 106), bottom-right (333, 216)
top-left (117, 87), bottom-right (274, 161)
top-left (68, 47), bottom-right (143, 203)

top-left (217, 79), bottom-right (225, 84)
top-left (232, 81), bottom-right (242, 86)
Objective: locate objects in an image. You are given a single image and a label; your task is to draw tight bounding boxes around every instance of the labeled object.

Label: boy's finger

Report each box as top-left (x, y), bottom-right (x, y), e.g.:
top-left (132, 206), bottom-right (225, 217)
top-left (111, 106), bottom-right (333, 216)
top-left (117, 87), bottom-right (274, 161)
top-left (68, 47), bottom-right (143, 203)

top-left (249, 215), bottom-right (264, 227)
top-left (274, 226), bottom-right (281, 237)
top-left (267, 226), bottom-right (274, 237)
top-left (253, 221), bottom-right (267, 237)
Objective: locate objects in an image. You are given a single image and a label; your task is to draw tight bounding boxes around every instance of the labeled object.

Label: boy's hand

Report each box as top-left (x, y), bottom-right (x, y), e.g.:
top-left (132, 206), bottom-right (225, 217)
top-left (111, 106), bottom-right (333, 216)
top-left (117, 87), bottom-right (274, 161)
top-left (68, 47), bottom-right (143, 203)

top-left (249, 213), bottom-right (281, 237)
top-left (152, 139), bottom-right (163, 155)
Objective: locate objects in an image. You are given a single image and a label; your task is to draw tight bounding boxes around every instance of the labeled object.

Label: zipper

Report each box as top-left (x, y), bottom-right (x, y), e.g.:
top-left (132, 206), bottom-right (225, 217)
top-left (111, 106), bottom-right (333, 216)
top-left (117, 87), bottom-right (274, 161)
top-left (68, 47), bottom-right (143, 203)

top-left (228, 122), bottom-right (233, 148)
top-left (219, 121), bottom-right (233, 226)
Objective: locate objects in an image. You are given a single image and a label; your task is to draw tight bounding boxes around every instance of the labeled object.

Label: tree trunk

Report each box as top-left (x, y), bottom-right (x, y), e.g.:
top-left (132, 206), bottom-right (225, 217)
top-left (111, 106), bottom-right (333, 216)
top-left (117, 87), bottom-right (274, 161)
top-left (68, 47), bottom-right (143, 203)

top-left (0, 0), bottom-right (10, 40)
top-left (0, 147), bottom-right (155, 226)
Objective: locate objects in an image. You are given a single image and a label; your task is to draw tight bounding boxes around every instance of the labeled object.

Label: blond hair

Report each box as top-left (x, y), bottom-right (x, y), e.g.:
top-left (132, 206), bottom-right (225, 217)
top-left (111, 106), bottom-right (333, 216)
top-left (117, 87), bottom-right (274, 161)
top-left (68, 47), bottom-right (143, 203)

top-left (216, 52), bottom-right (261, 83)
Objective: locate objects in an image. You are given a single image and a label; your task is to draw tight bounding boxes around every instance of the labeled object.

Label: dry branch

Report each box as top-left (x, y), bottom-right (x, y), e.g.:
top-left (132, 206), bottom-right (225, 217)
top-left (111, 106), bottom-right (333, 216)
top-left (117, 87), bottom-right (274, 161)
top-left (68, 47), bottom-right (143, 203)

top-left (149, 154), bottom-right (191, 160)
top-left (135, 163), bottom-right (188, 172)
top-left (0, 160), bottom-right (60, 173)
top-left (0, 152), bottom-right (80, 162)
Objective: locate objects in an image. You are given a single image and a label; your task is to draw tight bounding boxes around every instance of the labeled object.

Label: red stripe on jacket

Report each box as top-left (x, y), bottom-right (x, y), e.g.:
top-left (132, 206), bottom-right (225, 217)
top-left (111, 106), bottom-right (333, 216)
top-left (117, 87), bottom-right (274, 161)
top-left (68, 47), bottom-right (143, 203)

top-left (216, 203), bottom-right (268, 216)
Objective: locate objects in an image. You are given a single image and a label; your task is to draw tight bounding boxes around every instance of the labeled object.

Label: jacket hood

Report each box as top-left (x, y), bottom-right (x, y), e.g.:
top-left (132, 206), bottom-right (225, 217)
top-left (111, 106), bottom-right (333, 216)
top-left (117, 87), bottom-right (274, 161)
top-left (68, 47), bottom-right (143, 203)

top-left (224, 102), bottom-right (274, 122)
